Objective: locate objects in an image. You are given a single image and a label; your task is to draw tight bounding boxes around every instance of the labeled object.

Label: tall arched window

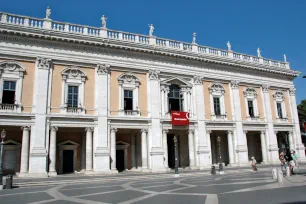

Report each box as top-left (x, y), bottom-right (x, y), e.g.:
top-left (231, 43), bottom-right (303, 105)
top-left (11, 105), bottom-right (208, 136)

top-left (168, 85), bottom-right (183, 111)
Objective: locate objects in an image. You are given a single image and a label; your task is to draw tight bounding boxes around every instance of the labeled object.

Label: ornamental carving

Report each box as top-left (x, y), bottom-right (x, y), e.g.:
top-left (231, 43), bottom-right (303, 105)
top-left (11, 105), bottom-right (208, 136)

top-left (97, 64), bottom-right (110, 75)
top-left (273, 90), bottom-right (284, 101)
top-left (262, 84), bottom-right (270, 93)
top-left (37, 57), bottom-right (52, 69)
top-left (193, 75), bottom-right (203, 84)
top-left (230, 80), bottom-right (239, 89)
top-left (244, 87), bottom-right (257, 98)
top-left (160, 84), bottom-right (170, 93)
top-left (289, 87), bottom-right (296, 96)
top-left (118, 73), bottom-right (140, 85)
top-left (0, 61), bottom-right (25, 76)
top-left (62, 67), bottom-right (87, 81)
top-left (209, 83), bottom-right (225, 94)
top-left (148, 69), bottom-right (160, 80)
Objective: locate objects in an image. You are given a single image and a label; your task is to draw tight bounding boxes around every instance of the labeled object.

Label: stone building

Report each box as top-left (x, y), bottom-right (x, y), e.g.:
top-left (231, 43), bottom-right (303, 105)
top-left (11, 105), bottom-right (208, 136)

top-left (0, 10), bottom-right (304, 177)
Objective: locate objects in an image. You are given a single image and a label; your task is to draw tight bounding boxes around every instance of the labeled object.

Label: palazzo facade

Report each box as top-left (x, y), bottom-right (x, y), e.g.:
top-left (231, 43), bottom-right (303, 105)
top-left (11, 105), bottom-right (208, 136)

top-left (0, 11), bottom-right (305, 177)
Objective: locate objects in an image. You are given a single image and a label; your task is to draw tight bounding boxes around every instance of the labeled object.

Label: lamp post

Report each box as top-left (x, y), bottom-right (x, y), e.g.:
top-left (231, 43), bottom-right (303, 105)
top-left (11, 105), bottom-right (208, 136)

top-left (0, 129), bottom-right (6, 187)
top-left (173, 136), bottom-right (179, 177)
top-left (217, 136), bottom-right (223, 172)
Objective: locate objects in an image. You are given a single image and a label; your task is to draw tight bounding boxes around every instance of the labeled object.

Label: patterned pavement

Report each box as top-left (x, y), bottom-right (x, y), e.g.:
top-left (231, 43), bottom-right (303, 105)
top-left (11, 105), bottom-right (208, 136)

top-left (1, 169), bottom-right (306, 204)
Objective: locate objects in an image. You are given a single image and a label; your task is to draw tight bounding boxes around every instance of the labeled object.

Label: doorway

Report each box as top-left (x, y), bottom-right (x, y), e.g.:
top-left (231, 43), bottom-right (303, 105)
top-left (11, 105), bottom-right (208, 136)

top-left (277, 132), bottom-right (290, 155)
top-left (116, 150), bottom-right (125, 172)
top-left (167, 134), bottom-right (180, 169)
top-left (63, 150), bottom-right (74, 173)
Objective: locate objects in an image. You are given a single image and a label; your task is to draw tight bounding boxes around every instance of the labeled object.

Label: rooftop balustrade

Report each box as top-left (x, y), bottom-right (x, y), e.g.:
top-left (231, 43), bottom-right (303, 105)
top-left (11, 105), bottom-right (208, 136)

top-left (0, 12), bottom-right (289, 69)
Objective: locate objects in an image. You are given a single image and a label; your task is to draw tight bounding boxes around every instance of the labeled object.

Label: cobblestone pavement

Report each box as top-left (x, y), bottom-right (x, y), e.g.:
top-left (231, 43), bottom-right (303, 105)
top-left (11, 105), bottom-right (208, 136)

top-left (1, 168), bottom-right (306, 204)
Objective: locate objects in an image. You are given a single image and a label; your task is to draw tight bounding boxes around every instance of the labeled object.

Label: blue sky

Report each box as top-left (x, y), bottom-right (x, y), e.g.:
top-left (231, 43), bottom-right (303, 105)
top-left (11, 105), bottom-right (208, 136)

top-left (1, 0), bottom-right (306, 103)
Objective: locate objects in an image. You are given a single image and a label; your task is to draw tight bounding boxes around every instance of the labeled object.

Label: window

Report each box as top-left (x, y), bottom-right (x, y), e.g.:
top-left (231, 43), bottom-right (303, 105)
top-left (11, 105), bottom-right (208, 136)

top-left (248, 100), bottom-right (254, 117)
top-left (124, 90), bottom-right (133, 111)
top-left (209, 83), bottom-right (226, 120)
top-left (169, 85), bottom-right (183, 111)
top-left (213, 97), bottom-right (221, 116)
top-left (277, 102), bottom-right (283, 119)
top-left (60, 67), bottom-right (86, 114)
top-left (67, 86), bottom-right (78, 108)
top-left (2, 81), bottom-right (16, 104)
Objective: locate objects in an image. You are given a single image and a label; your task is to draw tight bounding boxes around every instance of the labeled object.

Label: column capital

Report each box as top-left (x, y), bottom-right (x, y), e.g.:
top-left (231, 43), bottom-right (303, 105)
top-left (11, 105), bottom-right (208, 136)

top-left (141, 128), bottom-right (148, 133)
top-left (193, 75), bottom-right (203, 85)
top-left (230, 80), bottom-right (240, 89)
top-left (274, 131), bottom-right (278, 134)
top-left (262, 84), bottom-right (270, 93)
top-left (85, 127), bottom-right (94, 132)
top-left (260, 130), bottom-right (266, 135)
top-left (21, 126), bottom-right (31, 131)
top-left (50, 126), bottom-right (58, 131)
top-left (243, 130), bottom-right (248, 134)
top-left (36, 57), bottom-right (52, 70)
top-left (227, 130), bottom-right (233, 135)
top-left (188, 129), bottom-right (194, 134)
top-left (162, 129), bottom-right (169, 134)
top-left (97, 64), bottom-right (110, 75)
top-left (206, 130), bottom-right (212, 134)
top-left (110, 128), bottom-right (118, 133)
top-left (289, 87), bottom-right (296, 96)
top-left (148, 69), bottom-right (160, 80)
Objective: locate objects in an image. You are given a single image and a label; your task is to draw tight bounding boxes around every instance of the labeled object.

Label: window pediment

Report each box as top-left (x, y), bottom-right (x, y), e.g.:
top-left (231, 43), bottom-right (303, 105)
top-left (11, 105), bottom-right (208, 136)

top-left (244, 87), bottom-right (257, 99)
top-left (209, 83), bottom-right (225, 95)
top-left (161, 77), bottom-right (191, 86)
top-left (118, 73), bottom-right (140, 86)
top-left (61, 67), bottom-right (87, 81)
top-left (0, 61), bottom-right (25, 77)
top-left (273, 90), bottom-right (284, 101)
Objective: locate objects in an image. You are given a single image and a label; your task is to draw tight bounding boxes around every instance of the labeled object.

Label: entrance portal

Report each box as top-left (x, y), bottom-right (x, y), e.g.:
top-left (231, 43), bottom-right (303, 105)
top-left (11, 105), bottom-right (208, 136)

top-left (116, 150), bottom-right (125, 172)
top-left (167, 134), bottom-right (181, 169)
top-left (277, 132), bottom-right (290, 155)
top-left (63, 150), bottom-right (74, 173)
top-left (210, 131), bottom-right (229, 165)
top-left (246, 132), bottom-right (263, 163)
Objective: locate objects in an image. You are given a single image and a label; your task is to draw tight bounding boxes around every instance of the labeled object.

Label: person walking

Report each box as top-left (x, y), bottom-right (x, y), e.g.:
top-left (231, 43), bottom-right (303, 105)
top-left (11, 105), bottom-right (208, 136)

top-left (251, 156), bottom-right (257, 172)
top-left (291, 150), bottom-right (299, 172)
top-left (279, 152), bottom-right (287, 171)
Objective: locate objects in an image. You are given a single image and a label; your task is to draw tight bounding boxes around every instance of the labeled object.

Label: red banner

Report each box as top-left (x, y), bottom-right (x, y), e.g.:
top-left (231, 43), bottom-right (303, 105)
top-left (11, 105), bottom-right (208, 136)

top-left (171, 111), bottom-right (190, 126)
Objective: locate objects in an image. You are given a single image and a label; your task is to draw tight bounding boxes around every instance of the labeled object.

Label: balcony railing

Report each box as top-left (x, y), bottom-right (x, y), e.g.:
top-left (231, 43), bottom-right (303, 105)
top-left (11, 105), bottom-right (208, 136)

top-left (212, 114), bottom-right (227, 120)
top-left (124, 110), bottom-right (140, 116)
top-left (246, 115), bottom-right (260, 121)
top-left (0, 12), bottom-right (290, 70)
top-left (66, 107), bottom-right (84, 114)
top-left (0, 104), bottom-right (19, 112)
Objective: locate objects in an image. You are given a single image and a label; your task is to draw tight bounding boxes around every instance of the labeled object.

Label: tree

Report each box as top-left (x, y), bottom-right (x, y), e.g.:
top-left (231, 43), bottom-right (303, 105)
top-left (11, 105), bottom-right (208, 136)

top-left (297, 99), bottom-right (306, 133)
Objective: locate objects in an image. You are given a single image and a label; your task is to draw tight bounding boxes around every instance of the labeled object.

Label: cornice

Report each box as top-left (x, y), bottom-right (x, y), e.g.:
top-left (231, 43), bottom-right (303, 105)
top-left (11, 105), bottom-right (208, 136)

top-left (0, 25), bottom-right (299, 77)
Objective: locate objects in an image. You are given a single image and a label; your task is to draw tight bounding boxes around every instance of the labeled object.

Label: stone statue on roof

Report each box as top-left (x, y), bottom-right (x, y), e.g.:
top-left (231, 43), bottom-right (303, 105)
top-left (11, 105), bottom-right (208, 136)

top-left (227, 41), bottom-right (232, 51)
top-left (284, 54), bottom-right (287, 62)
top-left (257, 47), bottom-right (262, 58)
top-left (192, 32), bottom-right (196, 44)
top-left (101, 15), bottom-right (108, 29)
top-left (148, 24), bottom-right (154, 37)
top-left (45, 6), bottom-right (51, 20)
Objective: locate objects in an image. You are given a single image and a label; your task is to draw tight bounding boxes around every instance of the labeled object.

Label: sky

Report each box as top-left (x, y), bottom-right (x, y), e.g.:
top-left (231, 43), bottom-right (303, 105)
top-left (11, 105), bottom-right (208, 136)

top-left (1, 0), bottom-right (306, 103)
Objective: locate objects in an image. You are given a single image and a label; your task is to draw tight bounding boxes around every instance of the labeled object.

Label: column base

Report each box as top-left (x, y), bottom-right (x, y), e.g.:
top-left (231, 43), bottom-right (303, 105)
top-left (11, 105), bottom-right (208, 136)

top-left (111, 169), bottom-right (119, 174)
top-left (19, 172), bottom-right (49, 178)
top-left (84, 170), bottom-right (95, 175)
top-left (0, 185), bottom-right (3, 191)
top-left (174, 174), bottom-right (180, 177)
top-left (141, 167), bottom-right (151, 173)
top-left (48, 171), bottom-right (57, 177)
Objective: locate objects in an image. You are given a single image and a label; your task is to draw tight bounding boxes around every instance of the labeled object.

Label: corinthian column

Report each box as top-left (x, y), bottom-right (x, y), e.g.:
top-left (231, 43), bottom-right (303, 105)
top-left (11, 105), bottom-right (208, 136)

top-left (141, 129), bottom-right (149, 170)
top-left (188, 130), bottom-right (195, 168)
top-left (288, 87), bottom-right (306, 161)
top-left (227, 130), bottom-right (235, 165)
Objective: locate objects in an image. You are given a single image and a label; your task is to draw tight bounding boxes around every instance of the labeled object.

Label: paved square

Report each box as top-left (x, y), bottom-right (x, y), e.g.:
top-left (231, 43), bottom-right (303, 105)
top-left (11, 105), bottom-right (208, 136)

top-left (1, 168), bottom-right (306, 204)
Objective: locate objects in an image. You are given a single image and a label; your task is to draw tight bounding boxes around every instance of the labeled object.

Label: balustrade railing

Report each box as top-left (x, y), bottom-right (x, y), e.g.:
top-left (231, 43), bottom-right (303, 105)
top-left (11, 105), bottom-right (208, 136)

top-left (67, 107), bottom-right (83, 114)
top-left (124, 110), bottom-right (140, 116)
top-left (0, 104), bottom-right (18, 112)
top-left (0, 12), bottom-right (290, 70)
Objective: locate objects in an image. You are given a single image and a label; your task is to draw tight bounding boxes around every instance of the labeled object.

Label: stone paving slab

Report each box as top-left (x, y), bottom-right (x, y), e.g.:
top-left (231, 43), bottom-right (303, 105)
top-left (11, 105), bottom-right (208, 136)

top-left (44, 200), bottom-right (79, 204)
top-left (141, 184), bottom-right (184, 192)
top-left (80, 190), bottom-right (148, 203)
top-left (60, 185), bottom-right (124, 197)
top-left (218, 185), bottom-right (306, 204)
top-left (0, 186), bottom-right (51, 195)
top-left (0, 192), bottom-right (53, 204)
top-left (173, 182), bottom-right (275, 194)
top-left (133, 194), bottom-right (207, 204)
